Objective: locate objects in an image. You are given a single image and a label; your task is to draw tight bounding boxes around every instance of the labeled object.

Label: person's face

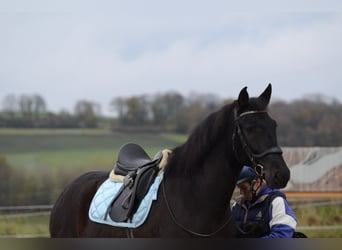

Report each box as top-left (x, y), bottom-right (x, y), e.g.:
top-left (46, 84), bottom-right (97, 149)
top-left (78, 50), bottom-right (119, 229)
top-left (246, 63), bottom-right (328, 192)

top-left (237, 181), bottom-right (253, 201)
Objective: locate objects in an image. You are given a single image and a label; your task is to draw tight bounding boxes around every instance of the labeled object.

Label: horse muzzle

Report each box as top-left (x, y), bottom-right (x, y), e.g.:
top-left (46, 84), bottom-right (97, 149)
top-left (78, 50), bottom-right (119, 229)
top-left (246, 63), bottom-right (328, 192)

top-left (260, 156), bottom-right (290, 189)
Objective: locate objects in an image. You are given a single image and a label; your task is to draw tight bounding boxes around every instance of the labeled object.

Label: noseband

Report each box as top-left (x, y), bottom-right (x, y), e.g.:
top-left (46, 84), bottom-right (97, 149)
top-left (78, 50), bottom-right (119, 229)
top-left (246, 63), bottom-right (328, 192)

top-left (233, 109), bottom-right (283, 177)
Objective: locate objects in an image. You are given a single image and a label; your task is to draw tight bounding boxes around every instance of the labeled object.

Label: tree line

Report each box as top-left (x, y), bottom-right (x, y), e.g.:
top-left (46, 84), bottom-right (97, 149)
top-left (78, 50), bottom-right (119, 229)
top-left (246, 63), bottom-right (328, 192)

top-left (1, 92), bottom-right (342, 146)
top-left (0, 94), bottom-right (100, 128)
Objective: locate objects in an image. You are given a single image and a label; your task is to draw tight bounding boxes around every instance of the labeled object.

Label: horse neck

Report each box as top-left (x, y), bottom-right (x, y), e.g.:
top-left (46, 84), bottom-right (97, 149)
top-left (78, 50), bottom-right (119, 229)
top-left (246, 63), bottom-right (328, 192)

top-left (192, 145), bottom-right (239, 208)
top-left (163, 144), bottom-right (241, 232)
top-left (164, 104), bottom-right (241, 217)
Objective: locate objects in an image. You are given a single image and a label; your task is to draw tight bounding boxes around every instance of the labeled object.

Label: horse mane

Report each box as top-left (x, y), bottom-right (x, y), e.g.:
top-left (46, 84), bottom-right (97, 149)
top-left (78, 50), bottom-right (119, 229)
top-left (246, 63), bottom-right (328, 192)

top-left (164, 101), bottom-right (237, 177)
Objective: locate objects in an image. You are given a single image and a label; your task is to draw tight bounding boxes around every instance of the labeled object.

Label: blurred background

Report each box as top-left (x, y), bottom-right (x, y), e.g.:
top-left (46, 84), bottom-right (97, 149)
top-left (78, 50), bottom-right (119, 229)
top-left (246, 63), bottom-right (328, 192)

top-left (0, 0), bottom-right (341, 238)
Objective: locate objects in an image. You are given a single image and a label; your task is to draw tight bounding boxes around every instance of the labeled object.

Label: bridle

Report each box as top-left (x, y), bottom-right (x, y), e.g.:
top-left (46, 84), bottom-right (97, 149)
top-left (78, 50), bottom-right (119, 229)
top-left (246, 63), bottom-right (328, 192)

top-left (161, 108), bottom-right (282, 237)
top-left (231, 109), bottom-right (283, 236)
top-left (232, 109), bottom-right (283, 177)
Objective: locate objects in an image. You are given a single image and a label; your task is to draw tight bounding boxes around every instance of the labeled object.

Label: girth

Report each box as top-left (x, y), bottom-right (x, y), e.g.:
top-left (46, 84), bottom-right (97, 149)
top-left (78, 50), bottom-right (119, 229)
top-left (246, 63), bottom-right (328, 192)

top-left (106, 143), bottom-right (163, 222)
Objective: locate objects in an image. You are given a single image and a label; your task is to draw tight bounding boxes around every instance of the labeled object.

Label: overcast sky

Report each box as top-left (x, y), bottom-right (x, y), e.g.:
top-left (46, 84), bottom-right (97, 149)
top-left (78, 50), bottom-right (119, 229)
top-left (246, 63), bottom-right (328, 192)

top-left (1, 1), bottom-right (341, 115)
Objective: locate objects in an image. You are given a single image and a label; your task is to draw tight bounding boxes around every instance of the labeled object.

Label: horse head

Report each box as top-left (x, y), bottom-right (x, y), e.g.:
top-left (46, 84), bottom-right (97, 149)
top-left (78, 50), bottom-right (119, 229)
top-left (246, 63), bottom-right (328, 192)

top-left (233, 84), bottom-right (290, 189)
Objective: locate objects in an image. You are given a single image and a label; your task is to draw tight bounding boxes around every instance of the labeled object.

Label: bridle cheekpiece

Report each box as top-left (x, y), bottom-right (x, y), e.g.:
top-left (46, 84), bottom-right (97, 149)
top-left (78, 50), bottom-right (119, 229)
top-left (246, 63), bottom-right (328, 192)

top-left (232, 108), bottom-right (283, 178)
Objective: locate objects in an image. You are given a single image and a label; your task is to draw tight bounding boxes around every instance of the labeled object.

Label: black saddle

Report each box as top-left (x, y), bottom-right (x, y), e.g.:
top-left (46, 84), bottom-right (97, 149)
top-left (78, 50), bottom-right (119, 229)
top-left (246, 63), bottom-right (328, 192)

top-left (114, 143), bottom-right (162, 176)
top-left (106, 143), bottom-right (163, 222)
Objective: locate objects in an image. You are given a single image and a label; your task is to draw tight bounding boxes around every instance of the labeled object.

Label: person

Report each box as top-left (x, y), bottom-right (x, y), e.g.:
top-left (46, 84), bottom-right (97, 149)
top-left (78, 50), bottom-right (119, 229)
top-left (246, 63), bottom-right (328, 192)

top-left (231, 166), bottom-right (297, 238)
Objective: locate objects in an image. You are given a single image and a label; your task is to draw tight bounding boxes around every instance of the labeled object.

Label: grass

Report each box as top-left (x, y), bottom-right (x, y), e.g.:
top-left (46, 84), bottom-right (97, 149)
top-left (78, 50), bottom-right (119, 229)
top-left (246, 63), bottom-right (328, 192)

top-left (161, 133), bottom-right (188, 144)
top-left (6, 149), bottom-right (117, 171)
top-left (0, 131), bottom-right (181, 154)
top-left (290, 199), bottom-right (342, 238)
top-left (0, 214), bottom-right (50, 237)
top-left (294, 204), bottom-right (341, 227)
top-left (0, 129), bottom-right (185, 171)
top-left (298, 226), bottom-right (342, 238)
top-left (0, 128), bottom-right (111, 135)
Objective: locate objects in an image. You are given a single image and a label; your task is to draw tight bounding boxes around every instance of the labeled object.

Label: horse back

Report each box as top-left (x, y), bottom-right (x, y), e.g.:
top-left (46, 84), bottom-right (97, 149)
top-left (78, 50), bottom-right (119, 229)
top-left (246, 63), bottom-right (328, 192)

top-left (49, 170), bottom-right (108, 237)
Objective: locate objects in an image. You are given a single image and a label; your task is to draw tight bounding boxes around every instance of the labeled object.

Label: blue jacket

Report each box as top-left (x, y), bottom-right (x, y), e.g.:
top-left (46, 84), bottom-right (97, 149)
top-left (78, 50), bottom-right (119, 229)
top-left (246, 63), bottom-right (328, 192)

top-left (231, 185), bottom-right (297, 238)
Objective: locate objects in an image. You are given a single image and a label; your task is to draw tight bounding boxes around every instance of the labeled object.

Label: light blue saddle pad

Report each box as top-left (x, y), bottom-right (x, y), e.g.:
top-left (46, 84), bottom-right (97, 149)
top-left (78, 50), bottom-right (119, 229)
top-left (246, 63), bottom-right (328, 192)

top-left (88, 173), bottom-right (163, 228)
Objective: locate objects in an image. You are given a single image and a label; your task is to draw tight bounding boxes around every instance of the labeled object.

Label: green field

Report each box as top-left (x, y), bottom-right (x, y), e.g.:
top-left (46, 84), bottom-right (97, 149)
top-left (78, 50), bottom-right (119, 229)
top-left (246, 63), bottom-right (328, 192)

top-left (0, 128), bottom-right (341, 238)
top-left (293, 201), bottom-right (342, 238)
top-left (0, 214), bottom-right (50, 237)
top-left (0, 129), bottom-right (186, 171)
top-left (0, 128), bottom-right (187, 202)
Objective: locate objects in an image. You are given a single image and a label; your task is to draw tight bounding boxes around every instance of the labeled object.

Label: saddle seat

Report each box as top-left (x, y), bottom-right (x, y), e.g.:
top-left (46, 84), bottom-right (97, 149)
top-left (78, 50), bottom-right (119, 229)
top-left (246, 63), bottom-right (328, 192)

top-left (106, 143), bottom-right (170, 223)
top-left (114, 143), bottom-right (162, 176)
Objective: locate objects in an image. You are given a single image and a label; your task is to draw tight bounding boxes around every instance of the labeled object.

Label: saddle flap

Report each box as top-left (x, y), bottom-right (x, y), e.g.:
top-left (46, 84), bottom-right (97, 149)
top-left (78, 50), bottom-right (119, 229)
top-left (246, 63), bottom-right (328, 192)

top-left (108, 164), bottom-right (159, 222)
top-left (109, 185), bottom-right (134, 222)
top-left (135, 165), bottom-right (159, 203)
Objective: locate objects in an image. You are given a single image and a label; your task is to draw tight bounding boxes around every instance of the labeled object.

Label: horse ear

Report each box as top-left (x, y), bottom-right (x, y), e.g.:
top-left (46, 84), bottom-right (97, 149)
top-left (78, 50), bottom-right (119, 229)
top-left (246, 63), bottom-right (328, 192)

top-left (237, 86), bottom-right (249, 110)
top-left (259, 83), bottom-right (272, 107)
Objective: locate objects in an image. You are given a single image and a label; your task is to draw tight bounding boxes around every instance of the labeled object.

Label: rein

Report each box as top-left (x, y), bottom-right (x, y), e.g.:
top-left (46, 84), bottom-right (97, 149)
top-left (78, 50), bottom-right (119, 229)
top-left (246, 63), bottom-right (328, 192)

top-left (160, 108), bottom-right (280, 237)
top-left (233, 109), bottom-right (283, 176)
top-left (162, 180), bottom-right (233, 237)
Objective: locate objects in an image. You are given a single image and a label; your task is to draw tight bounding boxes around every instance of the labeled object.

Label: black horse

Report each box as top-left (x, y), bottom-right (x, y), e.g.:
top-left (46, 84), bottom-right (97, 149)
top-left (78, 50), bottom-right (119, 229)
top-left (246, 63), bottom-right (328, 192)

top-left (49, 84), bottom-right (290, 237)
